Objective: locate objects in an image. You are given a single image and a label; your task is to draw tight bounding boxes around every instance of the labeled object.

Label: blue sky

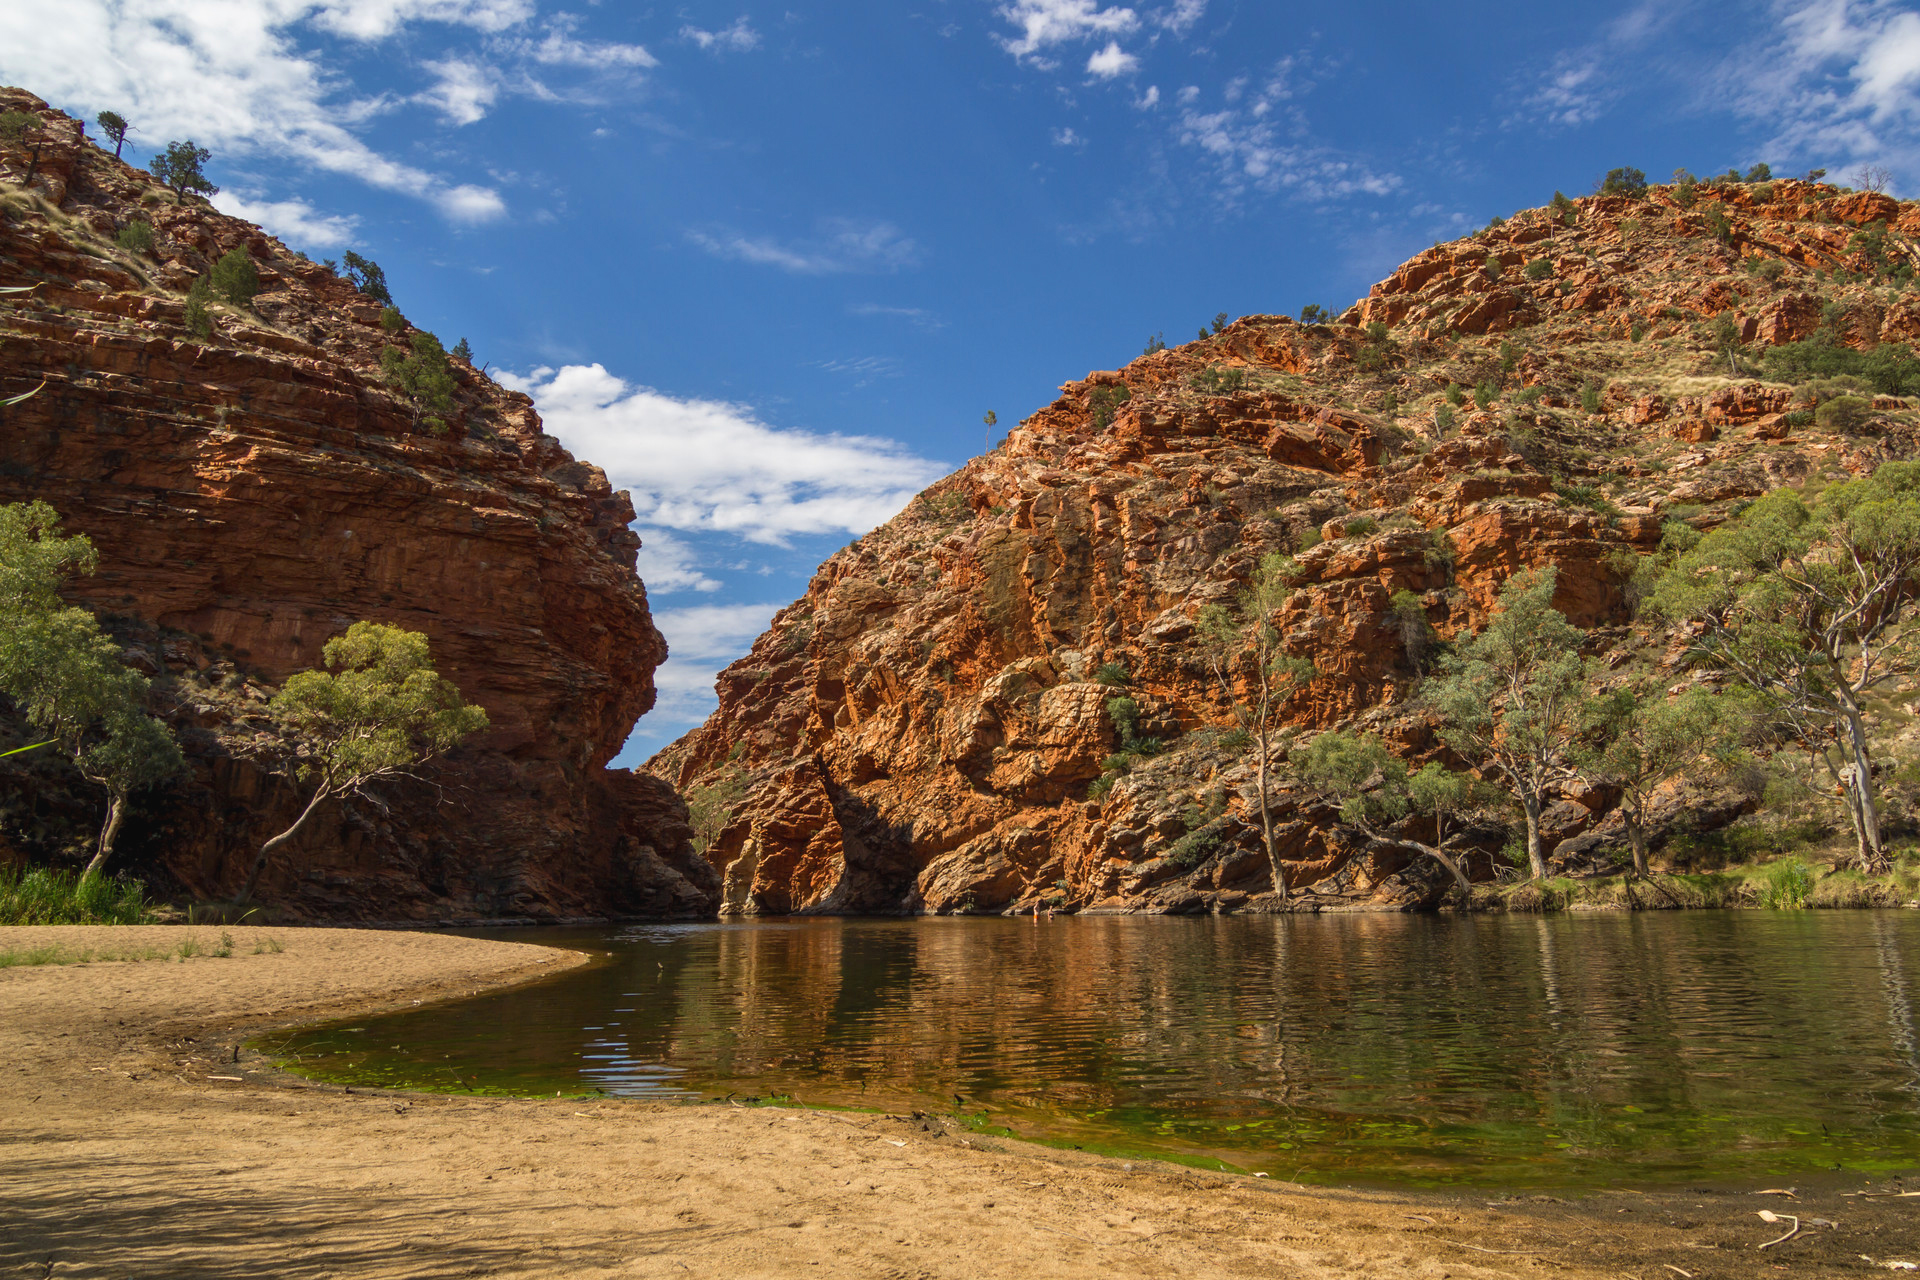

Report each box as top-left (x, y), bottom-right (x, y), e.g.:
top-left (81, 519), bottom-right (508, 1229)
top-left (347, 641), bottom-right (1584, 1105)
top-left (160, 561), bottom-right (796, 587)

top-left (10, 0), bottom-right (1920, 761)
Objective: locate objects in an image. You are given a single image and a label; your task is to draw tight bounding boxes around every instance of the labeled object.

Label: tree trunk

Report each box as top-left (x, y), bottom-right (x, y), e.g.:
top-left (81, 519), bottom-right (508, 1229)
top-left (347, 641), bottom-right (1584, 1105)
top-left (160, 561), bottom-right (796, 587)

top-left (1256, 714), bottom-right (1285, 903)
top-left (80, 793), bottom-right (126, 882)
top-left (1407, 839), bottom-right (1474, 904)
top-left (1521, 790), bottom-right (1549, 880)
top-left (238, 784), bottom-right (332, 903)
top-left (1842, 710), bottom-right (1890, 873)
top-left (1624, 811), bottom-right (1649, 879)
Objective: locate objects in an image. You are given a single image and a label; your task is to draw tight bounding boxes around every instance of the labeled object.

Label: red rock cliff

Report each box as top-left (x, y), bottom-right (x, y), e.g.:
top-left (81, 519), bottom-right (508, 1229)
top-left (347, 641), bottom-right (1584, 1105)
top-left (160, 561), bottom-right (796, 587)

top-left (0, 90), bottom-right (717, 919)
top-left (654, 177), bottom-right (1920, 915)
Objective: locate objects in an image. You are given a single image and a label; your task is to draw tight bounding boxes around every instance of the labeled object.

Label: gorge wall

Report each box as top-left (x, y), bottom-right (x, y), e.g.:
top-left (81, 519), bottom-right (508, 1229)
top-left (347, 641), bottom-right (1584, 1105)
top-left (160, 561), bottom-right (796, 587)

top-left (653, 176), bottom-right (1920, 915)
top-left (0, 90), bottom-right (718, 920)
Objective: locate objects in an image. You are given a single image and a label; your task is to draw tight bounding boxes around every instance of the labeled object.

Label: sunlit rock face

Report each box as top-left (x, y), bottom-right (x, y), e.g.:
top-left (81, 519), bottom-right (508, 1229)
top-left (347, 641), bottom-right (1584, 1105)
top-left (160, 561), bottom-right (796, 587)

top-left (0, 89), bottom-right (717, 920)
top-left (654, 178), bottom-right (1920, 916)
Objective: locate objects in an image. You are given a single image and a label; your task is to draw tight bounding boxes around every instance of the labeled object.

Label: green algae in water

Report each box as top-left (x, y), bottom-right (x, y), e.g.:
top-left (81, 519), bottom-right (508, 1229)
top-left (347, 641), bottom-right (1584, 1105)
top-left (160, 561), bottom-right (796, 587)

top-left (266, 912), bottom-right (1920, 1188)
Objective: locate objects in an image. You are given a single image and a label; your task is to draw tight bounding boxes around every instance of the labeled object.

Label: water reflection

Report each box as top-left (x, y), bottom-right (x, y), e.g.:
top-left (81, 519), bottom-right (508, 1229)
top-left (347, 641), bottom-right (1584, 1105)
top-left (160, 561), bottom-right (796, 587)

top-left (272, 912), bottom-right (1920, 1186)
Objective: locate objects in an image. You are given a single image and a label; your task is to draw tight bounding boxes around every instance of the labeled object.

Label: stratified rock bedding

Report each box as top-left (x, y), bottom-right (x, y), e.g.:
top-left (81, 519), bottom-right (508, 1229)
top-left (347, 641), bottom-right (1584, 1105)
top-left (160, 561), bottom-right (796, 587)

top-left (655, 178), bottom-right (1920, 915)
top-left (0, 90), bottom-right (717, 919)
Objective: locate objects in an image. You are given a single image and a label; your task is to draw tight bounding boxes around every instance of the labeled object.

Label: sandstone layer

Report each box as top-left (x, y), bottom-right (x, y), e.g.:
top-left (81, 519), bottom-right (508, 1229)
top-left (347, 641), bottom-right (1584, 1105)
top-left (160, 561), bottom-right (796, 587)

top-left (655, 177), bottom-right (1920, 915)
top-left (0, 90), bottom-right (717, 919)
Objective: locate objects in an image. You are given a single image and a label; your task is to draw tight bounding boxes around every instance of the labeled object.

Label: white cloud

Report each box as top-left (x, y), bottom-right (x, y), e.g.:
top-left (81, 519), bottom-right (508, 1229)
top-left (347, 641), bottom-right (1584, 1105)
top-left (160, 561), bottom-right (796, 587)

top-left (1157, 0), bottom-right (1204, 32)
top-left (635, 528), bottom-right (723, 594)
top-left (1086, 41), bottom-right (1139, 79)
top-left (311, 0), bottom-right (533, 40)
top-left (0, 1), bottom-right (653, 223)
top-left (517, 15), bottom-right (656, 68)
top-left (417, 56), bottom-right (499, 125)
top-left (1052, 125), bottom-right (1087, 147)
top-left (641, 601), bottom-right (784, 730)
top-left (996, 0), bottom-right (1138, 60)
top-left (849, 303), bottom-right (943, 330)
top-left (499, 363), bottom-right (948, 545)
top-left (1176, 84), bottom-right (1200, 104)
top-left (1172, 70), bottom-right (1400, 203)
top-left (1723, 0), bottom-right (1920, 183)
top-left (210, 190), bottom-right (359, 247)
top-left (1528, 57), bottom-right (1611, 128)
top-left (681, 16), bottom-right (761, 53)
top-left (687, 219), bottom-right (920, 274)
top-left (1135, 84), bottom-right (1160, 108)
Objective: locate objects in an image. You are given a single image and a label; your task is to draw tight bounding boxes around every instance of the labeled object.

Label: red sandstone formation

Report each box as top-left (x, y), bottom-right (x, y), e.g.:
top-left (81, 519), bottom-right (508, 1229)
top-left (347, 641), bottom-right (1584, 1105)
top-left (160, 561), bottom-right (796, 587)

top-left (0, 90), bottom-right (716, 919)
top-left (655, 175), bottom-right (1920, 916)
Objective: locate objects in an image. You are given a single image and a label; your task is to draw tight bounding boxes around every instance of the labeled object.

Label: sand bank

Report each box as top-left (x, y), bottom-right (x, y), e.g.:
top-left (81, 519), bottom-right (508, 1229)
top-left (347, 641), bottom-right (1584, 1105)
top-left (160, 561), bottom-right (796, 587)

top-left (2, 924), bottom-right (1913, 1278)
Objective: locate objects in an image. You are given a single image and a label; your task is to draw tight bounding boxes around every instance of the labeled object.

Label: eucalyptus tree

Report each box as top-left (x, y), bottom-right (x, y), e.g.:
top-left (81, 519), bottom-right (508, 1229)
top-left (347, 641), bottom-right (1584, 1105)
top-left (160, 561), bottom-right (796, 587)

top-left (1293, 731), bottom-right (1489, 901)
top-left (1426, 568), bottom-right (1587, 880)
top-left (1580, 683), bottom-right (1727, 878)
top-left (1197, 552), bottom-right (1315, 900)
top-left (1652, 463), bottom-right (1920, 872)
top-left (241, 622), bottom-right (488, 903)
top-left (0, 501), bottom-right (182, 878)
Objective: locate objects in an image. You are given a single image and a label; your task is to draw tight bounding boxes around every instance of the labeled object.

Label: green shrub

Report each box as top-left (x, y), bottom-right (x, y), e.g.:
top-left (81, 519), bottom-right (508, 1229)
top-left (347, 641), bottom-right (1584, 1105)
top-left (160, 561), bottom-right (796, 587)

top-left (1166, 817), bottom-right (1231, 868)
top-left (1433, 403), bottom-right (1456, 437)
top-left (1189, 365), bottom-right (1247, 395)
top-left (1473, 379), bottom-right (1497, 409)
top-left (1093, 661), bottom-right (1130, 687)
top-left (1815, 395), bottom-right (1873, 432)
top-left (1556, 483), bottom-right (1618, 514)
top-left (1702, 203), bottom-right (1734, 245)
top-left (1484, 254), bottom-right (1503, 279)
top-left (1524, 258), bottom-right (1551, 281)
top-left (1579, 379), bottom-right (1605, 414)
top-left (381, 330), bottom-right (457, 421)
top-left (1745, 256), bottom-right (1785, 283)
top-left (1550, 191), bottom-right (1576, 224)
top-left (1761, 857), bottom-right (1813, 910)
top-left (1600, 167), bottom-right (1648, 197)
top-left (1342, 515), bottom-right (1379, 537)
top-left (208, 248), bottom-right (258, 307)
top-left (1444, 383), bottom-right (1465, 407)
top-left (1785, 408), bottom-right (1815, 427)
top-left (1142, 332), bottom-right (1166, 355)
top-left (0, 865), bottom-right (149, 925)
top-left (115, 221), bottom-right (154, 254)
top-left (379, 305), bottom-right (404, 332)
top-left (1764, 335), bottom-right (1920, 396)
top-left (183, 275), bottom-right (213, 339)
top-left (1295, 525), bottom-right (1323, 552)
top-left (1088, 383), bottom-right (1131, 429)
top-left (1299, 304), bottom-right (1330, 326)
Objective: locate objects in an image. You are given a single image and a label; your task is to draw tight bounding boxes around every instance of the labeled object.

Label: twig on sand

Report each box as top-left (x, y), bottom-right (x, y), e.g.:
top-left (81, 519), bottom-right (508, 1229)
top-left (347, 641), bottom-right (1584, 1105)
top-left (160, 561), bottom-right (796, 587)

top-left (1436, 1240), bottom-right (1544, 1256)
top-left (1403, 1214), bottom-right (1437, 1225)
top-left (1756, 1210), bottom-right (1801, 1250)
top-left (1661, 1266), bottom-right (1693, 1278)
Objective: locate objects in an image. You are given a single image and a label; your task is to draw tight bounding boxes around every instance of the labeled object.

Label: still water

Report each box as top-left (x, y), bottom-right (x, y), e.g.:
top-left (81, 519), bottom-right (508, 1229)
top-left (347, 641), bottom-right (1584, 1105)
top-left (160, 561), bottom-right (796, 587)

top-left (269, 912), bottom-right (1920, 1187)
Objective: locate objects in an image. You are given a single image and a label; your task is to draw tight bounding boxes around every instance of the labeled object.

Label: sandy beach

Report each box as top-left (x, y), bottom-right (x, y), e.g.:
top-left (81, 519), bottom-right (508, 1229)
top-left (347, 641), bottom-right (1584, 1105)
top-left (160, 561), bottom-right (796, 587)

top-left (3, 924), bottom-right (1916, 1278)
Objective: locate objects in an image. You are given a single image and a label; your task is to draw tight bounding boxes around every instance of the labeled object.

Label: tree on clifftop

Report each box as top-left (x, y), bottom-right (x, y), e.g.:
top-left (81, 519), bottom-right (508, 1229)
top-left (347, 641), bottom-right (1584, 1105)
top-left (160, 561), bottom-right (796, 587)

top-left (149, 140), bottom-right (218, 200)
top-left (1652, 464), bottom-right (1920, 873)
top-left (95, 111), bottom-right (130, 159)
top-left (1426, 568), bottom-right (1587, 881)
top-left (240, 622), bottom-right (488, 903)
top-left (1197, 553), bottom-right (1315, 901)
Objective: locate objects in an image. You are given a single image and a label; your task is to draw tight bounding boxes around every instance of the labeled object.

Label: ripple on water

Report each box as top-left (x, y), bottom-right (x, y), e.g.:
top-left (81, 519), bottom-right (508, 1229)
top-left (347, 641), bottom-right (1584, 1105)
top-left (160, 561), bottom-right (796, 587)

top-left (267, 912), bottom-right (1920, 1187)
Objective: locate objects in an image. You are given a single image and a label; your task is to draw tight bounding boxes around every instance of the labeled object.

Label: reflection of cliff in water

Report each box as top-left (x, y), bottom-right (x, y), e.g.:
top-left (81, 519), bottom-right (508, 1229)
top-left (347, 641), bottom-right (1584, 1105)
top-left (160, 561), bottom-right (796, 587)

top-left (277, 913), bottom-right (1920, 1185)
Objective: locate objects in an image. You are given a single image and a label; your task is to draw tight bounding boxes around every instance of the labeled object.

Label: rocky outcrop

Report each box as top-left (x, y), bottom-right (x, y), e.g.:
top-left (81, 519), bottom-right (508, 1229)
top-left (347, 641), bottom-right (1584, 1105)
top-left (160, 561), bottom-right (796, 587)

top-left (0, 89), bottom-right (717, 919)
top-left (653, 173), bottom-right (1920, 917)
